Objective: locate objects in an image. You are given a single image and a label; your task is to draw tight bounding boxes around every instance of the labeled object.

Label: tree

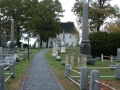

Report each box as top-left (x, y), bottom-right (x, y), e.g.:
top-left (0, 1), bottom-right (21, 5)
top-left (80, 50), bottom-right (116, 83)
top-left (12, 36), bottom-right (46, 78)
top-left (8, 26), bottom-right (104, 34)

top-left (0, 0), bottom-right (39, 44)
top-left (0, 0), bottom-right (64, 48)
top-left (32, 0), bottom-right (64, 48)
top-left (105, 20), bottom-right (120, 32)
top-left (72, 0), bottom-right (120, 32)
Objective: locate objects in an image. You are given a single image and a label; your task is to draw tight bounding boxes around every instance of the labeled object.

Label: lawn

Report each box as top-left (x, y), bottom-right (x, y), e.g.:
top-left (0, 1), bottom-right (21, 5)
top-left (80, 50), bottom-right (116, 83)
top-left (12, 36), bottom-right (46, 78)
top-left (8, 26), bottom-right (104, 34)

top-left (5, 47), bottom-right (120, 90)
top-left (45, 46), bottom-right (120, 90)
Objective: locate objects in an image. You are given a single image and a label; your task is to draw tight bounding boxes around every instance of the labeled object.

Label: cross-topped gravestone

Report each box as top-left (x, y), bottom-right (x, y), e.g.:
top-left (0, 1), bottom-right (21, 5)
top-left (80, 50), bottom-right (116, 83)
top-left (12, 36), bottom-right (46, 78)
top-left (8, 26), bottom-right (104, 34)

top-left (1, 31), bottom-right (7, 48)
top-left (80, 1), bottom-right (95, 65)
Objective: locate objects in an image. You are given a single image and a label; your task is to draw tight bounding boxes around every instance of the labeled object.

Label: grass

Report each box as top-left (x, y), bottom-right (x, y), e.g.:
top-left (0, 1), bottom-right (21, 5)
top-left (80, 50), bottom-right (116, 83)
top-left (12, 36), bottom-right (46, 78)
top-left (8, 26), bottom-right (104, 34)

top-left (6, 48), bottom-right (43, 90)
top-left (4, 47), bottom-right (120, 90)
top-left (45, 46), bottom-right (120, 90)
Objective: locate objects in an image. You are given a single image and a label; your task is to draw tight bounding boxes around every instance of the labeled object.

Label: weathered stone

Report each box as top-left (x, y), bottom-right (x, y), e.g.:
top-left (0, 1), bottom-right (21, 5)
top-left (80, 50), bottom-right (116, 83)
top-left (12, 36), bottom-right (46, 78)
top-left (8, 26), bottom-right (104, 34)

top-left (65, 54), bottom-right (74, 67)
top-left (77, 54), bottom-right (87, 67)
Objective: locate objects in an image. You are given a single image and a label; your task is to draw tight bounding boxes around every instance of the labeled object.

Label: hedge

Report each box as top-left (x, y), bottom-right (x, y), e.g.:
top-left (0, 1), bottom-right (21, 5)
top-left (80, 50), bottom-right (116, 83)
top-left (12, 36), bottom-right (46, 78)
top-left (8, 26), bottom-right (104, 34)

top-left (89, 32), bottom-right (120, 58)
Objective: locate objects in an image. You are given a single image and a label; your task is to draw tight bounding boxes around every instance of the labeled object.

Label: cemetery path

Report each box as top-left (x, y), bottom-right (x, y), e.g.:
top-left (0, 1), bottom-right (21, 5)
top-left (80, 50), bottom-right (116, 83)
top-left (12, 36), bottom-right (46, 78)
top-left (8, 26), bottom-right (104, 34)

top-left (19, 49), bottom-right (65, 90)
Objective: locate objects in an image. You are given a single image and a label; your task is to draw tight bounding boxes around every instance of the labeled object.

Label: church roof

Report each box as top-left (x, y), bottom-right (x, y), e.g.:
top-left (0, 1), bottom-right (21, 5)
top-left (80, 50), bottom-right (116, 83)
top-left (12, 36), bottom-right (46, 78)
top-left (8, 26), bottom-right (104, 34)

top-left (59, 22), bottom-right (75, 34)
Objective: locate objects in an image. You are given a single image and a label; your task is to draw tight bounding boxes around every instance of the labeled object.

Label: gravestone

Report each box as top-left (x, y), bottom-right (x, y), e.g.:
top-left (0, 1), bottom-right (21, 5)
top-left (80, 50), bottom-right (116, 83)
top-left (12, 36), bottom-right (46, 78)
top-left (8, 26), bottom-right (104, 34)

top-left (9, 19), bottom-right (15, 54)
top-left (61, 30), bottom-right (66, 53)
top-left (80, 1), bottom-right (95, 65)
top-left (2, 48), bottom-right (9, 58)
top-left (49, 40), bottom-right (53, 48)
top-left (60, 40), bottom-right (66, 53)
top-left (65, 54), bottom-right (74, 67)
top-left (21, 43), bottom-right (24, 50)
top-left (77, 54), bottom-right (87, 67)
top-left (1, 31), bottom-right (7, 48)
top-left (114, 48), bottom-right (120, 60)
top-left (117, 48), bottom-right (120, 58)
top-left (0, 47), bottom-right (2, 59)
top-left (56, 46), bottom-right (61, 61)
top-left (73, 42), bottom-right (76, 50)
top-left (5, 56), bottom-right (16, 63)
top-left (52, 43), bottom-right (57, 58)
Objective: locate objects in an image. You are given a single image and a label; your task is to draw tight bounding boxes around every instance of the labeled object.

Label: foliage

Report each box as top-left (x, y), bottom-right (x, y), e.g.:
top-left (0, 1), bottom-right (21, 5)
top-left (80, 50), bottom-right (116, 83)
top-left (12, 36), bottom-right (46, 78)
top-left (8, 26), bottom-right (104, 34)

top-left (105, 20), bottom-right (120, 32)
top-left (89, 31), bottom-right (120, 57)
top-left (72, 0), bottom-right (120, 32)
top-left (36, 0), bottom-right (64, 47)
top-left (0, 0), bottom-right (64, 47)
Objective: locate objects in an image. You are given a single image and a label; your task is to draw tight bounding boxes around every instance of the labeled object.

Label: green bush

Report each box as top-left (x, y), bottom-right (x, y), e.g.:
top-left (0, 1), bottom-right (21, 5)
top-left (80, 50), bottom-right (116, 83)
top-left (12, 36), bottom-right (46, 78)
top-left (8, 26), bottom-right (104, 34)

top-left (89, 32), bottom-right (116, 57)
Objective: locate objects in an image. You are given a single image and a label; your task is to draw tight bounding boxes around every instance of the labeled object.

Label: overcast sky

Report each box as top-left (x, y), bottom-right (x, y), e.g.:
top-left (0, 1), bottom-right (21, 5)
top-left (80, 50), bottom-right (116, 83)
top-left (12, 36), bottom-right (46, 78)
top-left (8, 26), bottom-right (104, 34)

top-left (59, 0), bottom-right (120, 30)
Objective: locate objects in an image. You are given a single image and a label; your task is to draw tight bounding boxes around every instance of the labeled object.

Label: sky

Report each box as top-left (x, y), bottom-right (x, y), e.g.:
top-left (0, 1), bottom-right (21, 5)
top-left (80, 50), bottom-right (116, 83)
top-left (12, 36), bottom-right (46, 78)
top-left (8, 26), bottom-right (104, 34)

top-left (59, 0), bottom-right (76, 22)
top-left (59, 0), bottom-right (120, 31)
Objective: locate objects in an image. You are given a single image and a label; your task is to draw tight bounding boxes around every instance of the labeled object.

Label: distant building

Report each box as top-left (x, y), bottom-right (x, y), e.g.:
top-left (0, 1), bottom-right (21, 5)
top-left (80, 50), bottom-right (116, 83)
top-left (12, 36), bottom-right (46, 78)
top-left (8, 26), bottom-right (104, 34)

top-left (56, 22), bottom-right (77, 46)
top-left (36, 22), bottom-right (78, 48)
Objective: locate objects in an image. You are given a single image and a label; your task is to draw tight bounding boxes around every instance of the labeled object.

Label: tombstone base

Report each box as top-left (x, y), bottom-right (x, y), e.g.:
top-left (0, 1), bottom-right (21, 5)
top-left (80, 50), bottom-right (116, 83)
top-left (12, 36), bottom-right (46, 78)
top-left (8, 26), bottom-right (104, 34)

top-left (56, 56), bottom-right (61, 61)
top-left (60, 51), bottom-right (66, 54)
top-left (110, 65), bottom-right (116, 70)
top-left (87, 59), bottom-right (95, 65)
top-left (9, 41), bottom-right (15, 54)
top-left (52, 54), bottom-right (56, 59)
top-left (61, 61), bottom-right (65, 65)
top-left (80, 42), bottom-right (95, 65)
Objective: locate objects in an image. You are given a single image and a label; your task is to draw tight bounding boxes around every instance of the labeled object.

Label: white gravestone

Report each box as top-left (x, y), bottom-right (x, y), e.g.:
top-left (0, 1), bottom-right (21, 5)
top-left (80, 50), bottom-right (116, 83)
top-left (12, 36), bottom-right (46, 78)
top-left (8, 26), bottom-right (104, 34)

top-left (60, 40), bottom-right (66, 53)
top-left (52, 43), bottom-right (57, 58)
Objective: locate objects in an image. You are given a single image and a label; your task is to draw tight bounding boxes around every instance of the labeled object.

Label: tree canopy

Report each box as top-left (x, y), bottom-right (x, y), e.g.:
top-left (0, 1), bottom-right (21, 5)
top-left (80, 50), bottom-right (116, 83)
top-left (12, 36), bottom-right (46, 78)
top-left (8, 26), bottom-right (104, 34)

top-left (0, 0), bottom-right (64, 47)
top-left (72, 0), bottom-right (120, 32)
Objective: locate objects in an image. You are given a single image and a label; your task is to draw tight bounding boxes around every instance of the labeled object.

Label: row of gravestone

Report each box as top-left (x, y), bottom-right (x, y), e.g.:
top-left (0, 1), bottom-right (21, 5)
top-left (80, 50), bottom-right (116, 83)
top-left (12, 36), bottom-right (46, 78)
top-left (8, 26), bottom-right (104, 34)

top-left (0, 50), bottom-right (30, 90)
top-left (62, 53), bottom-right (87, 67)
top-left (51, 39), bottom-right (72, 60)
top-left (0, 47), bottom-right (30, 68)
top-left (51, 42), bottom-right (85, 67)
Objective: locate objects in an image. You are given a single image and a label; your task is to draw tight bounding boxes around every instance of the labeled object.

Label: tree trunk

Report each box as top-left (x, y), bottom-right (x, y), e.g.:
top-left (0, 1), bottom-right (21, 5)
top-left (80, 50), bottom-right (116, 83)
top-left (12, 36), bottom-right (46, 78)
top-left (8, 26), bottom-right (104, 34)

top-left (46, 37), bottom-right (49, 48)
top-left (40, 35), bottom-right (42, 48)
top-left (97, 25), bottom-right (100, 32)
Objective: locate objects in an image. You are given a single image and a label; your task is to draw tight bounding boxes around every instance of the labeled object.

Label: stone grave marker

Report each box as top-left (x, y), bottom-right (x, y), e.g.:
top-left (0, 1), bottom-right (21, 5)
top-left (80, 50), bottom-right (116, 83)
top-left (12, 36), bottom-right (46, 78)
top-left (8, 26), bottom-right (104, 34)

top-left (80, 1), bottom-right (95, 65)
top-left (21, 43), bottom-right (24, 50)
top-left (77, 54), bottom-right (87, 67)
top-left (56, 46), bottom-right (61, 61)
top-left (60, 40), bottom-right (66, 53)
top-left (117, 48), bottom-right (120, 58)
top-left (0, 47), bottom-right (2, 59)
top-left (65, 54), bottom-right (74, 67)
top-left (1, 31), bottom-right (7, 48)
top-left (52, 43), bottom-right (57, 58)
top-left (5, 56), bottom-right (16, 63)
top-left (9, 19), bottom-right (15, 54)
top-left (65, 43), bottom-right (69, 50)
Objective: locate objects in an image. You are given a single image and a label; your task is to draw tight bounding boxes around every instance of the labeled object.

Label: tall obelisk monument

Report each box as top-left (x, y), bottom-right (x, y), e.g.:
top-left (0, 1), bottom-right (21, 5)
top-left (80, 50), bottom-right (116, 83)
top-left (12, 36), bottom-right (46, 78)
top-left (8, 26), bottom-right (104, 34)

top-left (80, 1), bottom-right (95, 65)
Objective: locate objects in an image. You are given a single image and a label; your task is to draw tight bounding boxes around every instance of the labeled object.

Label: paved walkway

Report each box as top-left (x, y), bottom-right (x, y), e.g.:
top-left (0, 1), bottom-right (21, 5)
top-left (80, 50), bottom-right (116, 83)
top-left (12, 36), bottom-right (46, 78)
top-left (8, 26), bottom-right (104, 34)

top-left (19, 49), bottom-right (65, 90)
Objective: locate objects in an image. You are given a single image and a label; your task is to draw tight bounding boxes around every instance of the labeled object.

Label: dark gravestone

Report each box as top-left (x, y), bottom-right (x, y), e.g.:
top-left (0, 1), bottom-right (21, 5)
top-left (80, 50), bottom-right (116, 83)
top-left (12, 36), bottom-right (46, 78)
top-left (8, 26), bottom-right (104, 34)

top-left (80, 2), bottom-right (95, 65)
top-left (9, 19), bottom-right (15, 54)
top-left (1, 31), bottom-right (7, 48)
